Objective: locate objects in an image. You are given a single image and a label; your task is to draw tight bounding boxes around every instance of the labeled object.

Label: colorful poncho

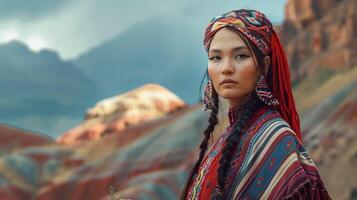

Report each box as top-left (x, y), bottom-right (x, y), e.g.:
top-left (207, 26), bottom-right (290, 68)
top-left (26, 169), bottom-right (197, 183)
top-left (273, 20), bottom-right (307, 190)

top-left (182, 104), bottom-right (332, 199)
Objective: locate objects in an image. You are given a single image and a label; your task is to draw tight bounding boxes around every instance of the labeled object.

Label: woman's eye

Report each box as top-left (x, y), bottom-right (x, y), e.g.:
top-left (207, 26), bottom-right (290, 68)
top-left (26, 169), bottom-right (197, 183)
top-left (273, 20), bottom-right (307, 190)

top-left (235, 54), bottom-right (250, 59)
top-left (209, 56), bottom-right (221, 61)
top-left (209, 54), bottom-right (250, 61)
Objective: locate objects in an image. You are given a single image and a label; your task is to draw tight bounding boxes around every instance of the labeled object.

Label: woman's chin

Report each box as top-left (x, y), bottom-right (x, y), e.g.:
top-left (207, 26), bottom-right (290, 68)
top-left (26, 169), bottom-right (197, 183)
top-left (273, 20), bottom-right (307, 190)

top-left (219, 92), bottom-right (242, 99)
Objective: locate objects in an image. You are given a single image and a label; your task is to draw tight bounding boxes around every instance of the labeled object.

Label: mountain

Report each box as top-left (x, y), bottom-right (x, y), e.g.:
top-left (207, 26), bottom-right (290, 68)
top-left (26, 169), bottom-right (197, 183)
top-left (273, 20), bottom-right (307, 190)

top-left (57, 84), bottom-right (187, 144)
top-left (74, 15), bottom-right (207, 105)
top-left (0, 40), bottom-right (103, 136)
top-left (0, 124), bottom-right (53, 156)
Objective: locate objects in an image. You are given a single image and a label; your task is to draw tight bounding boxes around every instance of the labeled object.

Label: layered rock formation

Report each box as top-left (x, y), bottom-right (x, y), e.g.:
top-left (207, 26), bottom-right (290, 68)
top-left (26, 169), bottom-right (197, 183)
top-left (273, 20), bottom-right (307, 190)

top-left (57, 84), bottom-right (187, 145)
top-left (0, 125), bottom-right (53, 154)
top-left (281, 0), bottom-right (357, 83)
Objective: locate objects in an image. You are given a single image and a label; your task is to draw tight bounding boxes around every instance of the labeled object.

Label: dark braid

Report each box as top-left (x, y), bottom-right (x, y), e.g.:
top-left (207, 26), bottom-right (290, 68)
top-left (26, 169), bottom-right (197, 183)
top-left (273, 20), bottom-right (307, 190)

top-left (213, 93), bottom-right (263, 199)
top-left (201, 89), bottom-right (219, 158)
top-left (193, 86), bottom-right (219, 178)
top-left (181, 82), bottom-right (219, 199)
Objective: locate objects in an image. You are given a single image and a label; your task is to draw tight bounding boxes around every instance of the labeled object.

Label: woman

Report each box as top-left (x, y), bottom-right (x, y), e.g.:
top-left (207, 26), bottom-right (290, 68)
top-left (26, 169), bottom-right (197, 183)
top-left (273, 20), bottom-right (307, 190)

top-left (180, 9), bottom-right (332, 200)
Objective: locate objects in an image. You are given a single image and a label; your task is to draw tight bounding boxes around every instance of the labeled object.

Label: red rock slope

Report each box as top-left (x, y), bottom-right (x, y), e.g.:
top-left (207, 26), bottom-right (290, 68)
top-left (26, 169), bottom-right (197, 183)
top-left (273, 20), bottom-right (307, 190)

top-left (0, 124), bottom-right (53, 153)
top-left (57, 83), bottom-right (187, 145)
top-left (281, 0), bottom-right (357, 82)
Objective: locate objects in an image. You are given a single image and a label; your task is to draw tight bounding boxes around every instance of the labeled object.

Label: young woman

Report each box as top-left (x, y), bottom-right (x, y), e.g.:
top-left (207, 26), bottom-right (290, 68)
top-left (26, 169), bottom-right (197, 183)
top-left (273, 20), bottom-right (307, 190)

top-left (180, 9), bottom-right (332, 200)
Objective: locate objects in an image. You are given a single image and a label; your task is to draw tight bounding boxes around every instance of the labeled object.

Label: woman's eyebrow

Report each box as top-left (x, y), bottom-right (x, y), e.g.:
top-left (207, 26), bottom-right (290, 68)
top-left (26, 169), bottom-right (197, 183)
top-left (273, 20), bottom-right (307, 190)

top-left (209, 46), bottom-right (248, 54)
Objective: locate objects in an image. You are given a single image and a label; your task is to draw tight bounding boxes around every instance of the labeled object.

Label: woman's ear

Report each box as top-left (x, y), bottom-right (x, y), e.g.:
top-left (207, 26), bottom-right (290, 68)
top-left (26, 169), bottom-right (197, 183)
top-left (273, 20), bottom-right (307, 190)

top-left (263, 56), bottom-right (270, 76)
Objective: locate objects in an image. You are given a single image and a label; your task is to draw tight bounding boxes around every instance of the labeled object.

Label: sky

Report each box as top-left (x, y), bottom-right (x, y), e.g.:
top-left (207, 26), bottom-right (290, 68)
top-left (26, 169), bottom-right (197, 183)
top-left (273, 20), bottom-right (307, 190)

top-left (0, 0), bottom-right (288, 60)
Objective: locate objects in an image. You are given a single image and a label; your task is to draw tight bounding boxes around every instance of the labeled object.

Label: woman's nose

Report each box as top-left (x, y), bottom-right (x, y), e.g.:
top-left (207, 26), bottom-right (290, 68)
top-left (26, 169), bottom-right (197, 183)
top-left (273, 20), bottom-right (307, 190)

top-left (221, 58), bottom-right (235, 75)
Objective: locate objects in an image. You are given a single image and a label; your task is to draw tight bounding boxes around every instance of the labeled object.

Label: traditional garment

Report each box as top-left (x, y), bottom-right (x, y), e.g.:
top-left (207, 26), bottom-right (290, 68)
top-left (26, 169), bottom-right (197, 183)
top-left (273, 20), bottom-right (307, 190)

top-left (182, 104), bottom-right (331, 199)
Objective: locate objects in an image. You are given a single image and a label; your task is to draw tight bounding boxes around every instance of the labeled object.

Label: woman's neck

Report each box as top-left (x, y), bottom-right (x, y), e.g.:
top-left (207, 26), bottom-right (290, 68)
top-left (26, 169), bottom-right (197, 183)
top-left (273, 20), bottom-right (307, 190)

top-left (228, 91), bottom-right (254, 108)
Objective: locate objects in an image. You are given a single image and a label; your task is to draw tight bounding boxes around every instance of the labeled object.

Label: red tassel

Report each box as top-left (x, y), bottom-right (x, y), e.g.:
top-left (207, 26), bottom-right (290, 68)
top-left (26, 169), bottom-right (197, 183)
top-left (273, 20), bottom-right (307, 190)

top-left (270, 30), bottom-right (303, 144)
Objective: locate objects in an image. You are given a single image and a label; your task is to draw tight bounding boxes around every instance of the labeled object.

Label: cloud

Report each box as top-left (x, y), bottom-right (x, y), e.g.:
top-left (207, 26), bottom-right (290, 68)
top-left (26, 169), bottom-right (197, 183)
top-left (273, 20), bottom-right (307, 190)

top-left (0, 0), bottom-right (75, 21)
top-left (0, 0), bottom-right (287, 59)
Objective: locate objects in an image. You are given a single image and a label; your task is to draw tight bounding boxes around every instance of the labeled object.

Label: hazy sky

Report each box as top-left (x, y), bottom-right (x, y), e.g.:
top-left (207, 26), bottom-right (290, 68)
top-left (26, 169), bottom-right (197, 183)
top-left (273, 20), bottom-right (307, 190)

top-left (0, 0), bottom-right (287, 60)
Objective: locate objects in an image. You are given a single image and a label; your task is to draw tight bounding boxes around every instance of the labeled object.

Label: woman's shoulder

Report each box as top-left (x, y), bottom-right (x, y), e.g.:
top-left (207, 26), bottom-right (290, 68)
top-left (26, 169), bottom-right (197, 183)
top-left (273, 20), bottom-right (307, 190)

top-left (233, 106), bottom-right (303, 175)
top-left (249, 106), bottom-right (297, 140)
top-left (230, 107), bottom-right (332, 199)
top-left (244, 106), bottom-right (310, 167)
top-left (251, 106), bottom-right (298, 135)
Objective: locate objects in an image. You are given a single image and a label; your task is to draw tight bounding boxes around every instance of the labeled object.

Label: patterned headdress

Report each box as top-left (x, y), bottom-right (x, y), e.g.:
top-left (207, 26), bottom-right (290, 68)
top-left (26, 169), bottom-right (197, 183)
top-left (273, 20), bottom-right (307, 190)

top-left (203, 9), bottom-right (302, 142)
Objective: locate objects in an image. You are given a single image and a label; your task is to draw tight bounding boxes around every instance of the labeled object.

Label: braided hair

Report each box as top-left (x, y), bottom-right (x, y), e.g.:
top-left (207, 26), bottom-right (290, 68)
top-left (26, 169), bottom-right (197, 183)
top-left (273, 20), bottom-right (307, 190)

top-left (192, 79), bottom-right (220, 182)
top-left (213, 93), bottom-right (263, 199)
top-left (179, 73), bottom-right (220, 200)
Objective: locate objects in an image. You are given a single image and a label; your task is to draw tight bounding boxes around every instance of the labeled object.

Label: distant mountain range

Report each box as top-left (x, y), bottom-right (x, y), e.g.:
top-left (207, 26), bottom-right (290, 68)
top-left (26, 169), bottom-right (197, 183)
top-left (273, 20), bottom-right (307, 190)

top-left (0, 14), bottom-right (212, 136)
top-left (0, 41), bottom-right (103, 136)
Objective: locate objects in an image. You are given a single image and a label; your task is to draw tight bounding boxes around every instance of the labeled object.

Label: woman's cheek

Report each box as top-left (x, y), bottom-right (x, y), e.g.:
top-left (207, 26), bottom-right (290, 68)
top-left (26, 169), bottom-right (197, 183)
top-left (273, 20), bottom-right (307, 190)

top-left (239, 65), bottom-right (258, 88)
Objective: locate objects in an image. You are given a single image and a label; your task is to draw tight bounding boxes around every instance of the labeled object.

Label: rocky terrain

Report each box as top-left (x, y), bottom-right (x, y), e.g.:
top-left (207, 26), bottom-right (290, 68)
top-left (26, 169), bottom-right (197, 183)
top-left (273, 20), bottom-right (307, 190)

top-left (280, 0), bottom-right (356, 83)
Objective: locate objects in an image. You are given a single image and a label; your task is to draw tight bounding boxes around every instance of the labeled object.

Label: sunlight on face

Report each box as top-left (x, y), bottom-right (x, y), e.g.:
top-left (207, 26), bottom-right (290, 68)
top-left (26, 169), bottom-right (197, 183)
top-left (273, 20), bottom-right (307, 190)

top-left (207, 27), bottom-right (260, 107)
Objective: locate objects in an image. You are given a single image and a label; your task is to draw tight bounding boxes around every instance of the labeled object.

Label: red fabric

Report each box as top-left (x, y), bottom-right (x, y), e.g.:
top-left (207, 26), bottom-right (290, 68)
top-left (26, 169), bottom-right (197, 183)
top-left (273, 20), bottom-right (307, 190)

top-left (193, 140), bottom-right (220, 199)
top-left (270, 30), bottom-right (302, 143)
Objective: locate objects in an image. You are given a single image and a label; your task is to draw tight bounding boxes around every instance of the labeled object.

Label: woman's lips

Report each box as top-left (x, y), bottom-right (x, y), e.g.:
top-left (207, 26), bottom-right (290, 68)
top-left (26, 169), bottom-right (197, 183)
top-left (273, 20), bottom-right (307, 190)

top-left (220, 79), bottom-right (238, 85)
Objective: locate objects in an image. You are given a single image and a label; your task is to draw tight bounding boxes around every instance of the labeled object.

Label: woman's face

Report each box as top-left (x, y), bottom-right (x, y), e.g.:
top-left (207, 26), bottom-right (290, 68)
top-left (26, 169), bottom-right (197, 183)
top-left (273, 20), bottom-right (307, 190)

top-left (207, 27), bottom-right (260, 107)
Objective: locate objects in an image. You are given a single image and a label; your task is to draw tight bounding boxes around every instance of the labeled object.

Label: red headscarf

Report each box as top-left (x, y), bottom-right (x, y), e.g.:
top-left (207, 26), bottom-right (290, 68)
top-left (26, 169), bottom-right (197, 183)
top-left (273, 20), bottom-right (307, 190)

top-left (203, 9), bottom-right (303, 143)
